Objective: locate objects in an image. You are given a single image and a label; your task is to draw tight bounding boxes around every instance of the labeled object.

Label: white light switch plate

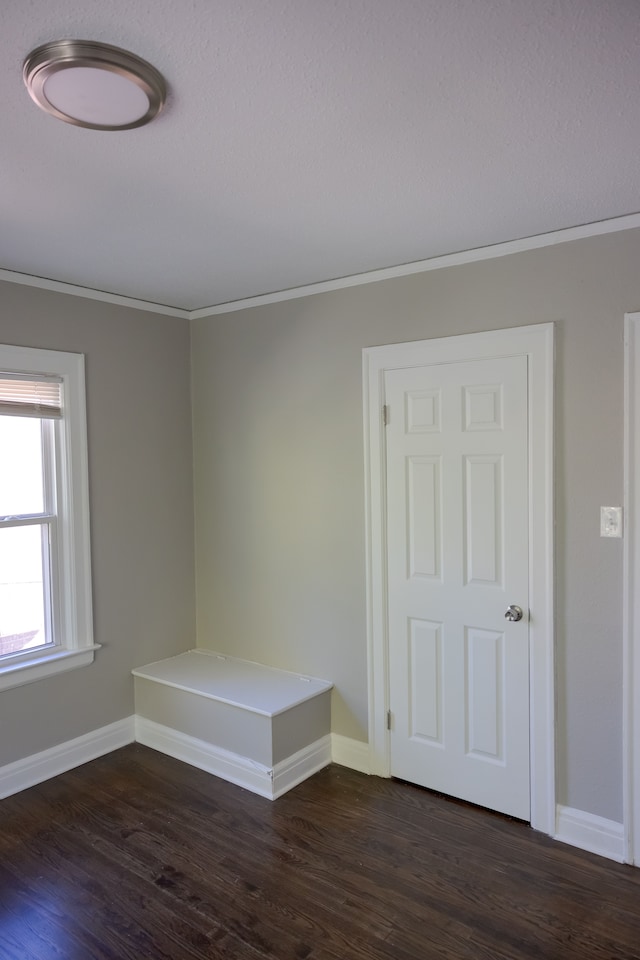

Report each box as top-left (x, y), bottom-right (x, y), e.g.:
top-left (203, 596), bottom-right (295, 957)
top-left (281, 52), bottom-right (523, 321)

top-left (601, 506), bottom-right (623, 538)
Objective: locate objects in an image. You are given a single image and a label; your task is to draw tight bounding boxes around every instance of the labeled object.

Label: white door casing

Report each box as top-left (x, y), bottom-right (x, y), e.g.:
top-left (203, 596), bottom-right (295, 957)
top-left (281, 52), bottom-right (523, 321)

top-left (363, 323), bottom-right (555, 834)
top-left (623, 312), bottom-right (640, 865)
top-left (385, 356), bottom-right (530, 819)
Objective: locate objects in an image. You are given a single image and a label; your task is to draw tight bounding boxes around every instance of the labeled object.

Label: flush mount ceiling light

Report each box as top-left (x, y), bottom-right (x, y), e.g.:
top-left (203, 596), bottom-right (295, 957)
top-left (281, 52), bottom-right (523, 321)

top-left (23, 39), bottom-right (166, 131)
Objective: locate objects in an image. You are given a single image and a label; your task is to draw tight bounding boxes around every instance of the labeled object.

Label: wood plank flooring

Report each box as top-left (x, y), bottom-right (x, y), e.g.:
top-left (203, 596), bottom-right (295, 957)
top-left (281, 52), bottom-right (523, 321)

top-left (1, 744), bottom-right (639, 960)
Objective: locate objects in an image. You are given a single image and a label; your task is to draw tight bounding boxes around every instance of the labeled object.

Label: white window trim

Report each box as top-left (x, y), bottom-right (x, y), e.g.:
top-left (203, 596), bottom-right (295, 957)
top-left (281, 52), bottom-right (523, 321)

top-left (0, 343), bottom-right (98, 690)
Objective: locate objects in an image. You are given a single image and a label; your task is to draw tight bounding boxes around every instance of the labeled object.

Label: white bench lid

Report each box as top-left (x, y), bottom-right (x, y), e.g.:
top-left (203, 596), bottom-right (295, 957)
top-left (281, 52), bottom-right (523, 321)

top-left (132, 649), bottom-right (333, 717)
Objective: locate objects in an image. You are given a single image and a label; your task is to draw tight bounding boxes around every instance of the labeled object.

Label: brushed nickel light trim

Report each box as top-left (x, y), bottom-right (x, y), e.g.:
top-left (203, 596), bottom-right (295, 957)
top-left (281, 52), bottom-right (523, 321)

top-left (23, 40), bottom-right (166, 131)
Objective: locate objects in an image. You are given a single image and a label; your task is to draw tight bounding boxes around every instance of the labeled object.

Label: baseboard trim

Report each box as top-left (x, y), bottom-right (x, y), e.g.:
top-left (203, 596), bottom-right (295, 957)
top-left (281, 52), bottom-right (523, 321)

top-left (331, 734), bottom-right (371, 774)
top-left (272, 735), bottom-right (332, 799)
top-left (555, 805), bottom-right (625, 863)
top-left (135, 716), bottom-right (331, 800)
top-left (4, 722), bottom-right (626, 864)
top-left (135, 716), bottom-right (272, 797)
top-left (0, 717), bottom-right (135, 800)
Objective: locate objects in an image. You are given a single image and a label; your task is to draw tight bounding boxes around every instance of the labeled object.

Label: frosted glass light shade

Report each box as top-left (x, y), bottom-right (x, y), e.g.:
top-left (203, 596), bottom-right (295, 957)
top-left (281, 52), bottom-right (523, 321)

top-left (43, 66), bottom-right (151, 127)
top-left (23, 40), bottom-right (166, 131)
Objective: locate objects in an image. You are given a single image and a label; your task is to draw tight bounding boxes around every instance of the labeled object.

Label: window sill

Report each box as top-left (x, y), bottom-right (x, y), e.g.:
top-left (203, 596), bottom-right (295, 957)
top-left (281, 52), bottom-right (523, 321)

top-left (0, 644), bottom-right (101, 691)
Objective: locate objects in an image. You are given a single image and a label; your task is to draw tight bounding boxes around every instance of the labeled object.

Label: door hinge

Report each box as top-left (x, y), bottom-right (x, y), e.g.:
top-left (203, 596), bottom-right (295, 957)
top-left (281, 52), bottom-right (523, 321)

top-left (383, 404), bottom-right (389, 426)
top-left (387, 709), bottom-right (392, 730)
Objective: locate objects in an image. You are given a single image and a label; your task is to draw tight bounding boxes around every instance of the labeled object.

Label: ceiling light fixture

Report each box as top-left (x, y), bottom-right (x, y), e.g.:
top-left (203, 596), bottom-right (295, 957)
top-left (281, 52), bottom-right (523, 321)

top-left (23, 39), bottom-right (166, 131)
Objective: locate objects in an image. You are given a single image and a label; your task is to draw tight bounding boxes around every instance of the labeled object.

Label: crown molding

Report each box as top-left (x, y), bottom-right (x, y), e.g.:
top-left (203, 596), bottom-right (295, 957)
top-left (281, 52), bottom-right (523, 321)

top-left (191, 211), bottom-right (640, 318)
top-left (3, 211), bottom-right (640, 320)
top-left (0, 268), bottom-right (189, 319)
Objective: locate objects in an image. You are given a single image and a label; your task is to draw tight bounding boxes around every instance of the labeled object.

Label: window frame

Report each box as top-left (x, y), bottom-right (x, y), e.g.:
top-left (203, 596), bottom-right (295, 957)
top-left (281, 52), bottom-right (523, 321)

top-left (0, 344), bottom-right (98, 690)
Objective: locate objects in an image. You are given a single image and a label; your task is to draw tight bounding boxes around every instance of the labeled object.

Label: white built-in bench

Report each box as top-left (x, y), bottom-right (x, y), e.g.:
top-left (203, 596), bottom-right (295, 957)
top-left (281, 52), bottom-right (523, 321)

top-left (132, 650), bottom-right (333, 799)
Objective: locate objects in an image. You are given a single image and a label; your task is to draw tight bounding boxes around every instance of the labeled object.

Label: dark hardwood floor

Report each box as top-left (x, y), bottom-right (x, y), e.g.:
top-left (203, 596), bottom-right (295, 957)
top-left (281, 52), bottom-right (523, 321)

top-left (1, 745), bottom-right (639, 960)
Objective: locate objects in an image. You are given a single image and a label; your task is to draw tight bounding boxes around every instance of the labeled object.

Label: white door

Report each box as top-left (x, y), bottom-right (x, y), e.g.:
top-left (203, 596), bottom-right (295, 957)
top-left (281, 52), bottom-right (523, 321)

top-left (385, 354), bottom-right (530, 819)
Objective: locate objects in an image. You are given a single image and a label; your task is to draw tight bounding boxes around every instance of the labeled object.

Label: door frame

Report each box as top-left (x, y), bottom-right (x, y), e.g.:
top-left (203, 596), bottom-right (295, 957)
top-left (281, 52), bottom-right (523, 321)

top-left (623, 312), bottom-right (640, 864)
top-left (363, 322), bottom-right (555, 835)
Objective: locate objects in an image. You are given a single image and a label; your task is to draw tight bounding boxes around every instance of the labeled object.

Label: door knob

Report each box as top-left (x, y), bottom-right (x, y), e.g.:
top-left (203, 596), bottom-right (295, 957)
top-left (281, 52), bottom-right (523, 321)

top-left (504, 605), bottom-right (524, 622)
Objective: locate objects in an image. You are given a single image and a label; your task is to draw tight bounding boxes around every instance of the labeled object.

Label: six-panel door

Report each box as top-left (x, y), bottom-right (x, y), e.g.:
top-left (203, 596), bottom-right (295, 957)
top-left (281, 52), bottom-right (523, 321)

top-left (385, 355), bottom-right (530, 819)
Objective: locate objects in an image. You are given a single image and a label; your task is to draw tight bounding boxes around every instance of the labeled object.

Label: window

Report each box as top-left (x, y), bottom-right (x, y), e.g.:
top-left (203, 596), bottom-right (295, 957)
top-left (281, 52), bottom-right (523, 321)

top-left (0, 344), bottom-right (97, 690)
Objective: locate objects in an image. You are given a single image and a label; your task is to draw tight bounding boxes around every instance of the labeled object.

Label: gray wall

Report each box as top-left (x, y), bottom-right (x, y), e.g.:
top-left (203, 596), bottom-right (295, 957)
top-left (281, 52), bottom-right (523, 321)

top-left (192, 227), bottom-right (640, 824)
top-left (0, 280), bottom-right (195, 766)
top-left (2, 224), bottom-right (635, 824)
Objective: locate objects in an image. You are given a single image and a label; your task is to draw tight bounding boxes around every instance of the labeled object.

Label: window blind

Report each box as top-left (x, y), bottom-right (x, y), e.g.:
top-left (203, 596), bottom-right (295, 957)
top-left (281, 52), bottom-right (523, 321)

top-left (0, 373), bottom-right (63, 419)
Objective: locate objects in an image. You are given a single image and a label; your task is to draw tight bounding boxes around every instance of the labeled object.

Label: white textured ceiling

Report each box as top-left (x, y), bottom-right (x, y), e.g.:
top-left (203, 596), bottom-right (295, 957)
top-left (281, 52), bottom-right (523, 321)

top-left (2, 0), bottom-right (640, 312)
